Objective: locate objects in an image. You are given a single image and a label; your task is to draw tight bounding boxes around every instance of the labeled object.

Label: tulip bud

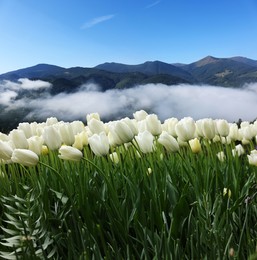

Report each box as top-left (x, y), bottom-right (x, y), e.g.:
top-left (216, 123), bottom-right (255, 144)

top-left (0, 141), bottom-right (13, 160)
top-left (86, 112), bottom-right (101, 123)
top-left (88, 132), bottom-right (109, 156)
top-left (113, 121), bottom-right (134, 143)
top-left (9, 129), bottom-right (29, 149)
top-left (146, 114), bottom-right (162, 136)
top-left (72, 131), bottom-right (88, 150)
top-left (189, 138), bottom-right (201, 153)
top-left (158, 131), bottom-right (179, 152)
top-left (175, 117), bottom-right (196, 142)
top-left (58, 123), bottom-right (75, 146)
top-left (70, 121), bottom-right (85, 135)
top-left (163, 118), bottom-right (178, 137)
top-left (43, 126), bottom-right (62, 150)
top-left (201, 119), bottom-right (216, 140)
top-left (232, 144), bottom-right (244, 157)
top-left (88, 118), bottom-right (106, 135)
top-left (11, 149), bottom-right (39, 167)
top-left (17, 122), bottom-right (32, 138)
top-left (27, 136), bottom-right (44, 155)
top-left (133, 110), bottom-right (148, 121)
top-left (135, 130), bottom-right (154, 153)
top-left (41, 145), bottom-right (49, 155)
top-left (247, 150), bottom-right (257, 166)
top-left (46, 117), bottom-right (58, 126)
top-left (216, 119), bottom-right (229, 137)
top-left (223, 188), bottom-right (232, 198)
top-left (110, 152), bottom-right (119, 164)
top-left (58, 145), bottom-right (83, 162)
top-left (217, 151), bottom-right (226, 162)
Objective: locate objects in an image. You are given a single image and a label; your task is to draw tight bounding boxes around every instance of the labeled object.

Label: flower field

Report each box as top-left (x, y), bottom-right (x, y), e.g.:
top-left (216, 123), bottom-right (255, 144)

top-left (0, 110), bottom-right (257, 259)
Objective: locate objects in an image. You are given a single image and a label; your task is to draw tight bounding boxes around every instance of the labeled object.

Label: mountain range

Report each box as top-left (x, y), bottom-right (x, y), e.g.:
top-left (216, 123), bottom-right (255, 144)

top-left (1, 56), bottom-right (257, 91)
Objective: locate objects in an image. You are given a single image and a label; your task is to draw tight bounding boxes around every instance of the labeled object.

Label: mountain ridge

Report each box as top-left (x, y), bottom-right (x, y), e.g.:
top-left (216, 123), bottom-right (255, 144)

top-left (1, 56), bottom-right (257, 89)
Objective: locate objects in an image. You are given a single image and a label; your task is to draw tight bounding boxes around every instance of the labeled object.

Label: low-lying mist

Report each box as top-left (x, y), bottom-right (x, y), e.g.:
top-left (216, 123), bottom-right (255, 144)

top-left (1, 78), bottom-right (257, 124)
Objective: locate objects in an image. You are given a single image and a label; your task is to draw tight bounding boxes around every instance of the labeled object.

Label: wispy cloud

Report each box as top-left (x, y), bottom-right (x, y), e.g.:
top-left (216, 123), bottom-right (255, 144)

top-left (145, 0), bottom-right (161, 9)
top-left (82, 14), bottom-right (115, 29)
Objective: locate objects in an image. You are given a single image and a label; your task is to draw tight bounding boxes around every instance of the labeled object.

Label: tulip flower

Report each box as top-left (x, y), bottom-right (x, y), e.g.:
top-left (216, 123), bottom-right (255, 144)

top-left (228, 123), bottom-right (240, 141)
top-left (121, 118), bottom-right (138, 136)
top-left (175, 117), bottom-right (196, 142)
top-left (223, 188), bottom-right (232, 198)
top-left (189, 138), bottom-right (201, 153)
top-left (73, 131), bottom-right (88, 150)
top-left (86, 112), bottom-right (101, 123)
top-left (135, 130), bottom-right (154, 153)
top-left (217, 151), bottom-right (226, 162)
top-left (158, 131), bottom-right (179, 152)
top-left (163, 118), bottom-right (178, 137)
top-left (232, 144), bottom-right (244, 157)
top-left (43, 126), bottom-right (62, 150)
top-left (247, 150), bottom-right (257, 166)
top-left (46, 117), bottom-right (58, 125)
top-left (0, 141), bottom-right (13, 160)
top-left (133, 110), bottom-right (148, 121)
top-left (9, 129), bottom-right (29, 149)
top-left (70, 120), bottom-right (85, 135)
top-left (88, 118), bottom-right (106, 135)
top-left (110, 152), bottom-right (119, 164)
top-left (17, 122), bottom-right (33, 138)
top-left (58, 145), bottom-right (83, 162)
top-left (201, 118), bottom-right (216, 140)
top-left (88, 132), bottom-right (109, 156)
top-left (146, 114), bottom-right (162, 136)
top-left (27, 136), bottom-right (44, 155)
top-left (11, 148), bottom-right (39, 167)
top-left (216, 119), bottom-right (229, 137)
top-left (58, 123), bottom-right (75, 146)
top-left (112, 121), bottom-right (134, 143)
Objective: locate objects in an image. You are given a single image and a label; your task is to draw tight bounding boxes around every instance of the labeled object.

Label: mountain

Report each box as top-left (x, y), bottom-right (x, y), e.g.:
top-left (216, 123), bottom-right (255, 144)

top-left (1, 56), bottom-right (257, 91)
top-left (180, 56), bottom-right (257, 87)
top-left (95, 60), bottom-right (196, 83)
top-left (0, 64), bottom-right (66, 81)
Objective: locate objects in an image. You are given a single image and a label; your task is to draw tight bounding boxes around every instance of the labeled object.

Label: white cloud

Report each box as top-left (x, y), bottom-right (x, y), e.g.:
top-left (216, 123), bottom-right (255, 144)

top-left (0, 90), bottom-right (18, 106)
top-left (82, 14), bottom-right (115, 29)
top-left (25, 83), bottom-right (257, 122)
top-left (18, 78), bottom-right (52, 90)
top-left (1, 79), bottom-right (257, 123)
top-left (146, 0), bottom-right (161, 9)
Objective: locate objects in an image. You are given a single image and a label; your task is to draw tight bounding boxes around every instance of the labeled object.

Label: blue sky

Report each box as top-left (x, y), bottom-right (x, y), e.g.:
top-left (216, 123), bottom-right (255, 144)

top-left (0, 0), bottom-right (257, 74)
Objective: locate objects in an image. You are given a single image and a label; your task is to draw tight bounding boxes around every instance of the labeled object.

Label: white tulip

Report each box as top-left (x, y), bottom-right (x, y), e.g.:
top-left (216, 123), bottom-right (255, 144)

top-left (59, 123), bottom-right (75, 146)
top-left (158, 131), bottom-right (179, 152)
top-left (11, 149), bottom-right (39, 167)
top-left (58, 145), bottom-right (83, 162)
top-left (88, 118), bottom-right (106, 135)
top-left (43, 126), bottom-right (62, 150)
top-left (135, 130), bottom-right (154, 153)
top-left (189, 138), bottom-right (201, 153)
top-left (162, 118), bottom-right (178, 137)
top-left (146, 114), bottom-right (162, 136)
top-left (86, 113), bottom-right (101, 123)
top-left (27, 136), bottom-right (44, 155)
top-left (247, 150), bottom-right (257, 166)
top-left (216, 119), bottom-right (229, 137)
top-left (175, 117), bottom-right (196, 142)
top-left (9, 129), bottom-right (29, 149)
top-left (0, 141), bottom-right (13, 160)
top-left (88, 132), bottom-right (109, 156)
top-left (133, 110), bottom-right (148, 121)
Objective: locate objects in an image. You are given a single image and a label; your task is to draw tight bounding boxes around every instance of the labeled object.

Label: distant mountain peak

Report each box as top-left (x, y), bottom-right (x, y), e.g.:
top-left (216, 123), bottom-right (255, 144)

top-left (195, 56), bottom-right (219, 67)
